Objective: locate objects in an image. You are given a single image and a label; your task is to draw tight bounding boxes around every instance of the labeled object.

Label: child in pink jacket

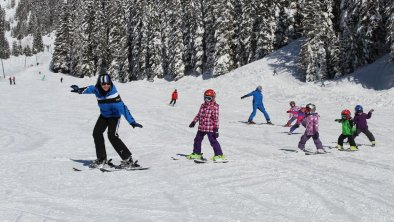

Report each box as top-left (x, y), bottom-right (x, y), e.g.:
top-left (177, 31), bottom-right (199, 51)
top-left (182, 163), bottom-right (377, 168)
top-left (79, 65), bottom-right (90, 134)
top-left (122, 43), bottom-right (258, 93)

top-left (297, 103), bottom-right (325, 153)
top-left (187, 89), bottom-right (226, 162)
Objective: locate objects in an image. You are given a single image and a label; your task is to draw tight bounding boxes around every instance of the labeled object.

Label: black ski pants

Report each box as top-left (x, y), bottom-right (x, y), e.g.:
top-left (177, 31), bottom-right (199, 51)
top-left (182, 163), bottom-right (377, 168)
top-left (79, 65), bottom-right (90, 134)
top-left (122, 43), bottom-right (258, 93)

top-left (93, 115), bottom-right (131, 160)
top-left (353, 128), bottom-right (375, 142)
top-left (170, 99), bottom-right (176, 105)
top-left (338, 134), bottom-right (356, 147)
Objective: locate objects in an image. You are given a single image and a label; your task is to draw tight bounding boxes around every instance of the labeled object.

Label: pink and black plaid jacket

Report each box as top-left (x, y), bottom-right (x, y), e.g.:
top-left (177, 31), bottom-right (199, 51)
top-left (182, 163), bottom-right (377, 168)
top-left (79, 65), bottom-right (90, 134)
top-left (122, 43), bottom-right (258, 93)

top-left (193, 101), bottom-right (219, 132)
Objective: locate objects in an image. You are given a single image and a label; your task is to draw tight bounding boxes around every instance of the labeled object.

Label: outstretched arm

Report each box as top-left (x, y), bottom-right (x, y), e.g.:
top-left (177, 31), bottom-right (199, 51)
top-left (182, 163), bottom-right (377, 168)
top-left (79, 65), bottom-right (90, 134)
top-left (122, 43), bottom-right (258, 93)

top-left (70, 85), bottom-right (95, 94)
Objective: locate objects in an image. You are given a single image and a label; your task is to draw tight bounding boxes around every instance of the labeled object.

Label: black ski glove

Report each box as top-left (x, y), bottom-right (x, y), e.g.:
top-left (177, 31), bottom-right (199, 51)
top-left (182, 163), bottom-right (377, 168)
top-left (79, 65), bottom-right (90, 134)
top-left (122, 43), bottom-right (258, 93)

top-left (214, 128), bottom-right (219, 138)
top-left (131, 122), bottom-right (143, 128)
top-left (241, 95), bottom-right (247, 99)
top-left (189, 121), bottom-right (196, 128)
top-left (70, 85), bottom-right (86, 94)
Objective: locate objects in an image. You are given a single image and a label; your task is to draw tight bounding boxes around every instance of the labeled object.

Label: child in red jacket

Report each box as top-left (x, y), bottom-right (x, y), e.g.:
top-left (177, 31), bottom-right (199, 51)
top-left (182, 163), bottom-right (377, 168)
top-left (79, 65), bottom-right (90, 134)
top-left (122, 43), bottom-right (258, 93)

top-left (169, 89), bottom-right (178, 106)
top-left (187, 89), bottom-right (226, 162)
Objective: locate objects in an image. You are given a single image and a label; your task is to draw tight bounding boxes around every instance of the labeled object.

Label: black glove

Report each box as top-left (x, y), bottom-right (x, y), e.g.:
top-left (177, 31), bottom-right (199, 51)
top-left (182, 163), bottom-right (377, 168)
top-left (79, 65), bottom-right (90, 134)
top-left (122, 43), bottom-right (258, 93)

top-left (131, 122), bottom-right (143, 128)
top-left (241, 95), bottom-right (246, 99)
top-left (70, 85), bottom-right (79, 93)
top-left (189, 121), bottom-right (196, 128)
top-left (214, 128), bottom-right (219, 138)
top-left (70, 85), bottom-right (86, 94)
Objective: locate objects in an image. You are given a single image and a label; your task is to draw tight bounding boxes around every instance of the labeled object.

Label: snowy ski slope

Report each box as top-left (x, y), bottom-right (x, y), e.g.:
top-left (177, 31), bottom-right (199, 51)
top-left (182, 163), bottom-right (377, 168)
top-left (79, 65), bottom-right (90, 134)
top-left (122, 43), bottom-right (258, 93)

top-left (1, 41), bottom-right (394, 221)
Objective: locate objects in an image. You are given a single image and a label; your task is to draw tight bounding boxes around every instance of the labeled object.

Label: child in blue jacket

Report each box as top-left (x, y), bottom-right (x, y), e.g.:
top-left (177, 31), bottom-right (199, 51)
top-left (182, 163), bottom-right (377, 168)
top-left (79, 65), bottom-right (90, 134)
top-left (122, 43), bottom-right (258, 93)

top-left (70, 74), bottom-right (143, 168)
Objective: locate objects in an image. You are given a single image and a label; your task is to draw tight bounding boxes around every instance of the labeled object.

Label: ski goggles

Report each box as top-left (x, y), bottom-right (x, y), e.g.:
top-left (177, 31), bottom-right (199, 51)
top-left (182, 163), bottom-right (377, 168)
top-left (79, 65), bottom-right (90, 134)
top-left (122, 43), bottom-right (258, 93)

top-left (101, 83), bottom-right (111, 86)
top-left (204, 96), bottom-right (213, 101)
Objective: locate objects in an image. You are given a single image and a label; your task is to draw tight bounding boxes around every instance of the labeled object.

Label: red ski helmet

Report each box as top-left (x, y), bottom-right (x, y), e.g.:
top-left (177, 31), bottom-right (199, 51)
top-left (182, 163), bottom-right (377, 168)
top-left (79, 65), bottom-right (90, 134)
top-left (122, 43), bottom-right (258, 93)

top-left (204, 89), bottom-right (216, 98)
top-left (341, 109), bottom-right (351, 119)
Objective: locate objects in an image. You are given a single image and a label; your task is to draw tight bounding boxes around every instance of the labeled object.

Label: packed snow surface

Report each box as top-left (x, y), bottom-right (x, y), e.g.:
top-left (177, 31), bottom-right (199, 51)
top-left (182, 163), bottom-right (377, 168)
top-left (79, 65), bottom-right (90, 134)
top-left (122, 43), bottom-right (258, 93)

top-left (1, 41), bottom-right (394, 221)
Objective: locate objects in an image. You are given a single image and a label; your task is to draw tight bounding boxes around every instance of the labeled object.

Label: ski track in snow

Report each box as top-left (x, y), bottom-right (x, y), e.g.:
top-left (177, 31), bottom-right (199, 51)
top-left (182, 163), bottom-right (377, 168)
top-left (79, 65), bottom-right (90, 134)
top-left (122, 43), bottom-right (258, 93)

top-left (1, 41), bottom-right (394, 221)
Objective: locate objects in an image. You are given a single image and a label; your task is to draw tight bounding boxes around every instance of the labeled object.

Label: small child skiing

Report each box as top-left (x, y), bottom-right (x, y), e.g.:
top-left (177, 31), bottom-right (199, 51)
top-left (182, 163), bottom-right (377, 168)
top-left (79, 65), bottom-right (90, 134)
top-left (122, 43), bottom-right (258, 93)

top-left (335, 109), bottom-right (357, 151)
top-left (187, 89), bottom-right (226, 162)
top-left (12, 76), bottom-right (15, 85)
top-left (70, 73), bottom-right (143, 168)
top-left (297, 103), bottom-right (325, 153)
top-left (284, 101), bottom-right (300, 127)
top-left (169, 89), bottom-right (178, 106)
top-left (353, 105), bottom-right (376, 146)
top-left (287, 107), bottom-right (307, 135)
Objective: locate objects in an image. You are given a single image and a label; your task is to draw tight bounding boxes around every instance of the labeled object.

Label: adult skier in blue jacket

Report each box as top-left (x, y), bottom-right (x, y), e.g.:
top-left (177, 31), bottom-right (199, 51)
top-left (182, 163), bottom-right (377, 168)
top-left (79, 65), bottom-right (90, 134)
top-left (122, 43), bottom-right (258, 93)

top-left (241, 85), bottom-right (272, 124)
top-left (70, 73), bottom-right (142, 168)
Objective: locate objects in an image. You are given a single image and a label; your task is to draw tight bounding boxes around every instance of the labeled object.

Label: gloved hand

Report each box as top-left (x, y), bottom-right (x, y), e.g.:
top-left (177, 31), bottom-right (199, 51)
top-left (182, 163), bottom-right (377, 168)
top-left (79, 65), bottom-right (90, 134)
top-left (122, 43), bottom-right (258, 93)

top-left (214, 128), bottom-right (219, 138)
top-left (241, 96), bottom-right (246, 99)
top-left (131, 122), bottom-right (143, 128)
top-left (286, 110), bottom-right (291, 113)
top-left (369, 109), bottom-right (374, 113)
top-left (70, 85), bottom-right (80, 93)
top-left (189, 121), bottom-right (196, 128)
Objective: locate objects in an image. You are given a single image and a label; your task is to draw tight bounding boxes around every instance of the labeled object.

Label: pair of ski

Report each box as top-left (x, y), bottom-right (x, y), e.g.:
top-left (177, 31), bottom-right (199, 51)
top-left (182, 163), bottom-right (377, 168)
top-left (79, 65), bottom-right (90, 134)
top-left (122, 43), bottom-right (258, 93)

top-left (280, 148), bottom-right (330, 155)
top-left (172, 154), bottom-right (229, 163)
top-left (73, 159), bottom-right (149, 172)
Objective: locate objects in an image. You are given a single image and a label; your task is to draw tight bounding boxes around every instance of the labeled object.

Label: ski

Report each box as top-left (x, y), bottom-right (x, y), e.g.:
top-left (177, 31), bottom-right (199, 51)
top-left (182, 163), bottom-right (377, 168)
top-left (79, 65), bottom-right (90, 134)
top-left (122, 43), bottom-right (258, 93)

top-left (194, 158), bottom-right (229, 163)
top-left (171, 153), bottom-right (189, 160)
top-left (305, 150), bottom-right (330, 155)
top-left (99, 166), bottom-right (150, 172)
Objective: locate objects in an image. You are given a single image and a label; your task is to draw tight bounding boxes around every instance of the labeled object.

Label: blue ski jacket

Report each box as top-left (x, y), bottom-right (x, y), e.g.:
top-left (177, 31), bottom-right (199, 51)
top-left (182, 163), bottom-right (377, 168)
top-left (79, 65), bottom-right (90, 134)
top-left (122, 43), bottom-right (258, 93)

top-left (243, 90), bottom-right (263, 106)
top-left (81, 85), bottom-right (136, 124)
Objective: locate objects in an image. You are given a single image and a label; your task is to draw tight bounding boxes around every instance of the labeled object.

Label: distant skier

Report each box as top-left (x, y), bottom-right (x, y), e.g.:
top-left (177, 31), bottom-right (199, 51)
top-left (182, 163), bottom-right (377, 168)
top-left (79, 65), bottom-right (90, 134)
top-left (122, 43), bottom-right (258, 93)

top-left (8, 76), bottom-right (12, 85)
top-left (169, 89), bottom-right (178, 106)
top-left (12, 76), bottom-right (15, 85)
top-left (70, 73), bottom-right (143, 168)
top-left (335, 109), bottom-right (357, 151)
top-left (60, 77), bottom-right (63, 83)
top-left (241, 85), bottom-right (272, 124)
top-left (297, 103), bottom-right (325, 153)
top-left (284, 101), bottom-right (300, 127)
top-left (353, 105), bottom-right (376, 147)
top-left (287, 107), bottom-right (307, 135)
top-left (187, 89), bottom-right (227, 162)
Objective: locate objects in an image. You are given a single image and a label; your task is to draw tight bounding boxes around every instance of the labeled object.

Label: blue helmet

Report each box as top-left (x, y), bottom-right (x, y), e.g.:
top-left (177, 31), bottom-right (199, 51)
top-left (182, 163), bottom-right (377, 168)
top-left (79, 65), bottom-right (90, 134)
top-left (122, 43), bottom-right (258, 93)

top-left (355, 105), bottom-right (363, 113)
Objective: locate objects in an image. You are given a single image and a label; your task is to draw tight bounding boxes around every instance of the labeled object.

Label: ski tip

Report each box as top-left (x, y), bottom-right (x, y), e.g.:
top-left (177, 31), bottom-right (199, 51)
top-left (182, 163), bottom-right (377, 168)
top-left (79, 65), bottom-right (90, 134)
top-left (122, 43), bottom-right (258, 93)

top-left (73, 167), bottom-right (82, 171)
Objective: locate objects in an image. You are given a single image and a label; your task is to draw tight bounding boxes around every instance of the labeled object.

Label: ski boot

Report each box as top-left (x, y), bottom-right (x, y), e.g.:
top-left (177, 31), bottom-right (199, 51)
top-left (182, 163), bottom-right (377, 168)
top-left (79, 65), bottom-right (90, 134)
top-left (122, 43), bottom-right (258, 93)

top-left (89, 158), bottom-right (107, 168)
top-left (248, 120), bottom-right (256, 124)
top-left (266, 120), bottom-right (273, 125)
top-left (337, 145), bottom-right (345, 151)
top-left (284, 123), bottom-right (291, 127)
top-left (316, 149), bottom-right (326, 154)
top-left (349, 146), bottom-right (358, 151)
top-left (186, 153), bottom-right (203, 160)
top-left (371, 141), bottom-right (376, 147)
top-left (212, 155), bottom-right (227, 162)
top-left (118, 156), bottom-right (140, 169)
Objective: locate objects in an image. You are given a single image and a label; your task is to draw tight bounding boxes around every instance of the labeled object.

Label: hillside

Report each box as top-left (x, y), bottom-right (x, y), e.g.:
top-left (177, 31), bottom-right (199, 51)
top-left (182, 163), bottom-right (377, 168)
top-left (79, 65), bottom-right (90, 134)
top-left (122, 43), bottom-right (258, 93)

top-left (1, 39), bottom-right (394, 221)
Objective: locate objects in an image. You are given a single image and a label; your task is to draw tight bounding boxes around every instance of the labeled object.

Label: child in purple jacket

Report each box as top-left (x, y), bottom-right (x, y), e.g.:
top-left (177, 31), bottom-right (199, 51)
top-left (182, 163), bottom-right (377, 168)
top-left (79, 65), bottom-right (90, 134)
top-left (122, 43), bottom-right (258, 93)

top-left (297, 103), bottom-right (325, 153)
top-left (353, 105), bottom-right (376, 146)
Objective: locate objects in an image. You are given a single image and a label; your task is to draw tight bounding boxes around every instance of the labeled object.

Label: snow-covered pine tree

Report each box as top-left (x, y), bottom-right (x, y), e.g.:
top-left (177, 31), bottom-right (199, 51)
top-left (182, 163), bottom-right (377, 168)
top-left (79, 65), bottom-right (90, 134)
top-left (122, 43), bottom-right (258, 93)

top-left (52, 0), bottom-right (76, 73)
top-left (156, 0), bottom-right (184, 80)
top-left (249, 0), bottom-right (275, 62)
top-left (23, 45), bottom-right (33, 57)
top-left (180, 0), bottom-right (200, 76)
top-left (32, 17), bottom-right (44, 54)
top-left (356, 0), bottom-right (386, 65)
top-left (300, 0), bottom-right (340, 81)
top-left (11, 41), bottom-right (21, 56)
top-left (93, 0), bottom-right (111, 76)
top-left (386, 0), bottom-right (394, 60)
top-left (107, 0), bottom-right (130, 82)
top-left (126, 0), bottom-right (145, 81)
top-left (0, 6), bottom-right (10, 60)
top-left (273, 0), bottom-right (290, 49)
top-left (74, 0), bottom-right (97, 77)
top-left (199, 0), bottom-right (222, 78)
top-left (227, 0), bottom-right (253, 69)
